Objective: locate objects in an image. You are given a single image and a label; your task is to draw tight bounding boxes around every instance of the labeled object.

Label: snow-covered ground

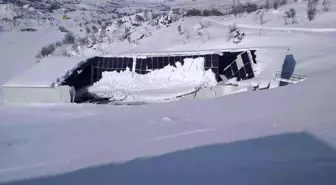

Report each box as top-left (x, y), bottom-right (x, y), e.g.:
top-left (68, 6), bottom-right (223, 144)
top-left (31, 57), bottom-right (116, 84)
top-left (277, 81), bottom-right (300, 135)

top-left (1, 0), bottom-right (336, 184)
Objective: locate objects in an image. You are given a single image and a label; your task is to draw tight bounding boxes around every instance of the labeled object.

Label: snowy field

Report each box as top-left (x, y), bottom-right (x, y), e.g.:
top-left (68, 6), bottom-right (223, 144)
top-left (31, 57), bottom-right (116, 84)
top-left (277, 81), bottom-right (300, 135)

top-left (1, 0), bottom-right (336, 184)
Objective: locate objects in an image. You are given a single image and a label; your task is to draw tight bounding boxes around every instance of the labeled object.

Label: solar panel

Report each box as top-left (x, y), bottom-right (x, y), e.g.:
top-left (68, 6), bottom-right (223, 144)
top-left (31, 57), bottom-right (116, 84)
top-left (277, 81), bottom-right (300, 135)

top-left (158, 57), bottom-right (164, 68)
top-left (174, 56), bottom-right (181, 64)
top-left (86, 51), bottom-right (255, 85)
top-left (112, 58), bottom-right (118, 68)
top-left (127, 58), bottom-right (133, 69)
top-left (141, 59), bottom-right (147, 71)
top-left (164, 57), bottom-right (169, 66)
top-left (152, 57), bottom-right (158, 69)
top-left (180, 56), bottom-right (187, 64)
top-left (135, 59), bottom-right (141, 70)
top-left (118, 58), bottom-right (123, 69)
top-left (168, 56), bottom-right (175, 66)
top-left (146, 58), bottom-right (151, 70)
top-left (122, 58), bottom-right (128, 68)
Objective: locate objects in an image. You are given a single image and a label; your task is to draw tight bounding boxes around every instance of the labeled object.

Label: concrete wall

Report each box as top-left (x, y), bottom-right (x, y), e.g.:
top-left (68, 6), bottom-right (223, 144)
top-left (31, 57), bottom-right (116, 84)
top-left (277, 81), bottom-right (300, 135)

top-left (1, 86), bottom-right (74, 104)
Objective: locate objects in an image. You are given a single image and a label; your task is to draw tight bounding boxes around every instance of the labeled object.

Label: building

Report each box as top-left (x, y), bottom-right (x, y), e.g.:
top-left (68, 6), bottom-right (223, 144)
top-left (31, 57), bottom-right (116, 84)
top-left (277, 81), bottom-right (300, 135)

top-left (1, 48), bottom-right (259, 104)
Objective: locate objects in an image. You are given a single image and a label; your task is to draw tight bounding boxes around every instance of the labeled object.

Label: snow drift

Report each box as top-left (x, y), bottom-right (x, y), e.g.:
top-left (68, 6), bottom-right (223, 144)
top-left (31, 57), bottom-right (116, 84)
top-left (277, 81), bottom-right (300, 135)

top-left (88, 57), bottom-right (217, 103)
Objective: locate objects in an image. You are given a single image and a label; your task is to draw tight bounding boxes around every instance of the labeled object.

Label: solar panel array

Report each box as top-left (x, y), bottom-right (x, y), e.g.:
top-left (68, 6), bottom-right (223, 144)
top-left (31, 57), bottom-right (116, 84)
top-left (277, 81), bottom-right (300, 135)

top-left (62, 51), bottom-right (256, 94)
top-left (204, 54), bottom-right (219, 78)
top-left (90, 54), bottom-right (222, 83)
top-left (221, 52), bottom-right (255, 81)
top-left (134, 55), bottom-right (219, 77)
top-left (135, 56), bottom-right (185, 74)
top-left (91, 57), bottom-right (134, 83)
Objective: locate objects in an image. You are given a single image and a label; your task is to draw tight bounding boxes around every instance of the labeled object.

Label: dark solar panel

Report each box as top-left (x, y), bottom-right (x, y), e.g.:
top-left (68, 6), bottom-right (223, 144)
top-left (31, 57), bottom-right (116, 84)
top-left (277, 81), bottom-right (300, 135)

top-left (140, 59), bottom-right (147, 71)
top-left (168, 56), bottom-right (175, 66)
top-left (205, 54), bottom-right (211, 61)
top-left (158, 57), bottom-right (164, 68)
top-left (96, 57), bottom-right (101, 68)
top-left (164, 57), bottom-right (169, 66)
top-left (96, 57), bottom-right (102, 68)
top-left (127, 58), bottom-right (133, 69)
top-left (204, 55), bottom-right (211, 69)
top-left (180, 56), bottom-right (186, 64)
top-left (205, 60), bottom-right (211, 69)
top-left (112, 58), bottom-right (118, 68)
top-left (101, 58), bottom-right (106, 68)
top-left (144, 58), bottom-right (152, 69)
top-left (107, 58), bottom-right (113, 69)
top-left (122, 58), bottom-right (128, 68)
top-left (241, 52), bottom-right (250, 65)
top-left (103, 58), bottom-right (107, 69)
top-left (212, 60), bottom-right (219, 68)
top-left (174, 56), bottom-right (181, 63)
top-left (155, 57), bottom-right (161, 69)
top-left (152, 58), bottom-right (158, 69)
top-left (117, 58), bottom-right (122, 69)
top-left (80, 51), bottom-right (256, 87)
top-left (97, 69), bottom-right (102, 79)
top-left (135, 59), bottom-right (141, 69)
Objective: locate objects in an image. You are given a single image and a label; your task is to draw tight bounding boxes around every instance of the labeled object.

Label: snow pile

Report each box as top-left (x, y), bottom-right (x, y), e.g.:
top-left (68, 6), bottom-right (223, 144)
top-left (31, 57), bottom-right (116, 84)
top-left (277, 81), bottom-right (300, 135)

top-left (89, 57), bottom-right (217, 103)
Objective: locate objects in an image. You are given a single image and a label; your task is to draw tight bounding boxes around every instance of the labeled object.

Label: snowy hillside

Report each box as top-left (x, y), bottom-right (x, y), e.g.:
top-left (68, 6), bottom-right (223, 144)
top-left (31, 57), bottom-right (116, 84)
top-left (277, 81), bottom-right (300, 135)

top-left (2, 0), bottom-right (334, 58)
top-left (1, 0), bottom-right (336, 184)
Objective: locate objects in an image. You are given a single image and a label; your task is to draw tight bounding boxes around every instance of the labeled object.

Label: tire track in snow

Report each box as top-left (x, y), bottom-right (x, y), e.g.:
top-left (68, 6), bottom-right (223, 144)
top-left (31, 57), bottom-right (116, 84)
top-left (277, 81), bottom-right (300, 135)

top-left (0, 163), bottom-right (50, 174)
top-left (137, 128), bottom-right (218, 143)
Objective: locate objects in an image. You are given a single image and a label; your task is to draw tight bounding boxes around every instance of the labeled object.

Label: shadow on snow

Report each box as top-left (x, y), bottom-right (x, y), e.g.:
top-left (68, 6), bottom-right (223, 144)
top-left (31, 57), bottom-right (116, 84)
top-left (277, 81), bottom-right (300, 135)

top-left (4, 132), bottom-right (336, 185)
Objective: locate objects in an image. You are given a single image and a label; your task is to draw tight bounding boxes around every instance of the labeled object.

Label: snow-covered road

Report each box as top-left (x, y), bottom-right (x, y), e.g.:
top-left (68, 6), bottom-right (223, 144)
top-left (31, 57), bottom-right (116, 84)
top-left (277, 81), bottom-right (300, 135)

top-left (204, 17), bottom-right (336, 33)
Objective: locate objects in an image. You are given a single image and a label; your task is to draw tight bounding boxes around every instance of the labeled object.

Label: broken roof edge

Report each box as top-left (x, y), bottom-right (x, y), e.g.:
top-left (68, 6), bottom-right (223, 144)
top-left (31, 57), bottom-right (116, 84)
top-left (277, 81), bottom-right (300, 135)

top-left (54, 58), bottom-right (91, 87)
top-left (105, 47), bottom-right (289, 58)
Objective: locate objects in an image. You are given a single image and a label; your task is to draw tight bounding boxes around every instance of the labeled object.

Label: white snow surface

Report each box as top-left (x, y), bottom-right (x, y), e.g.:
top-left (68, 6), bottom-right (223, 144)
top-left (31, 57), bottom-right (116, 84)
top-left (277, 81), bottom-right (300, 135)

top-left (89, 57), bottom-right (217, 102)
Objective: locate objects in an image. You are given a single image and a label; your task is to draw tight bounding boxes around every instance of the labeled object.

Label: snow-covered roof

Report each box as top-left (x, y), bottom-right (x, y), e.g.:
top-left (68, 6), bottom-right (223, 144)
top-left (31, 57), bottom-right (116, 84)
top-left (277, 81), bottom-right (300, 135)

top-left (1, 47), bottom-right (288, 88)
top-left (108, 47), bottom-right (289, 58)
top-left (2, 56), bottom-right (89, 88)
top-left (109, 48), bottom-right (255, 58)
